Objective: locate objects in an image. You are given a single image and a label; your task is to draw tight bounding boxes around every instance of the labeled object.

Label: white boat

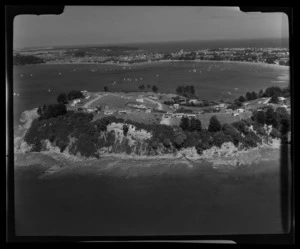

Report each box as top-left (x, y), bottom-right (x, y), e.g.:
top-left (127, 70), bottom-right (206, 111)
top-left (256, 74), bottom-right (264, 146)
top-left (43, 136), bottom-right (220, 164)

top-left (193, 69), bottom-right (196, 72)
top-left (30, 74), bottom-right (33, 77)
top-left (20, 74), bottom-right (23, 77)
top-left (14, 92), bottom-right (16, 96)
top-left (48, 89), bottom-right (51, 92)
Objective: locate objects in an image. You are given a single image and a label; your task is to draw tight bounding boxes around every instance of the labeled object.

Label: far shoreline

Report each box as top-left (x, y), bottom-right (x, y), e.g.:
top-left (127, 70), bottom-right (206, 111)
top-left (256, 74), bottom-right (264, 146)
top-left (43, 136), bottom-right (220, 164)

top-left (22, 59), bottom-right (289, 69)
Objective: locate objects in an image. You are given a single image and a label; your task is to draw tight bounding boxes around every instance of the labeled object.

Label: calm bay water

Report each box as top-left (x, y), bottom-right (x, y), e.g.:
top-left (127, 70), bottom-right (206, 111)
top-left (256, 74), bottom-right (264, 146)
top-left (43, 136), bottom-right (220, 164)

top-left (13, 61), bottom-right (289, 127)
top-left (14, 159), bottom-right (284, 236)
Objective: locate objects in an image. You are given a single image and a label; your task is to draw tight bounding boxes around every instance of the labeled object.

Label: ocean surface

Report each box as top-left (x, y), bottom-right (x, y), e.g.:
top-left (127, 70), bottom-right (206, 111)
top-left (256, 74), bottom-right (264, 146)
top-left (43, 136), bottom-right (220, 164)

top-left (14, 156), bottom-right (288, 236)
top-left (13, 61), bottom-right (289, 127)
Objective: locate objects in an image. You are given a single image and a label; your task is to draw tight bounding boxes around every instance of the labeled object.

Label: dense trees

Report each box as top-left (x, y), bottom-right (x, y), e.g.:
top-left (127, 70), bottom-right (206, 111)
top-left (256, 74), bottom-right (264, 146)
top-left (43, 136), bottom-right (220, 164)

top-left (138, 84), bottom-right (145, 91)
top-left (179, 116), bottom-right (202, 132)
top-left (57, 93), bottom-right (67, 104)
top-left (265, 107), bottom-right (279, 128)
top-left (238, 96), bottom-right (246, 102)
top-left (264, 86), bottom-right (282, 97)
top-left (269, 93), bottom-right (280, 104)
top-left (252, 110), bottom-right (266, 125)
top-left (123, 124), bottom-right (129, 136)
top-left (179, 116), bottom-right (190, 131)
top-left (152, 85), bottom-right (158, 93)
top-left (68, 91), bottom-right (84, 100)
top-left (37, 103), bottom-right (67, 120)
top-left (190, 117), bottom-right (202, 132)
top-left (176, 85), bottom-right (196, 97)
top-left (13, 54), bottom-right (45, 65)
top-left (208, 116), bottom-right (221, 132)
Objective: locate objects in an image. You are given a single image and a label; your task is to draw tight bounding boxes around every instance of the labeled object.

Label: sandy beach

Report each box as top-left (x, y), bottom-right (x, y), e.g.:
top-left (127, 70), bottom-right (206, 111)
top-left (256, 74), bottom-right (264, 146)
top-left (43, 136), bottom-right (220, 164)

top-left (44, 59), bottom-right (289, 69)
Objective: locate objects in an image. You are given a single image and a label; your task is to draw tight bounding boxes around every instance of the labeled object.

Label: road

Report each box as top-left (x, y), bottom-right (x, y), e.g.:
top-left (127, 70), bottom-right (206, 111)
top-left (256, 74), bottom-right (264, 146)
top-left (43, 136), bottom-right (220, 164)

top-left (144, 97), bottom-right (163, 110)
top-left (82, 94), bottom-right (102, 108)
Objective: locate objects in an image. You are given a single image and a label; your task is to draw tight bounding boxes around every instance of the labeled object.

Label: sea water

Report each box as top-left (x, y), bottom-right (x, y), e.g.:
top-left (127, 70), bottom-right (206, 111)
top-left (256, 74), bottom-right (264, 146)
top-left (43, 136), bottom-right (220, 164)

top-left (13, 61), bottom-right (289, 128)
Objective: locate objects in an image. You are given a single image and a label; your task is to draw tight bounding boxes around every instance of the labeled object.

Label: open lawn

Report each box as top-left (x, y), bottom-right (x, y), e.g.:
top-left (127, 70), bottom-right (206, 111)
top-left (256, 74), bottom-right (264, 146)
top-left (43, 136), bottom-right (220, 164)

top-left (196, 111), bottom-right (252, 129)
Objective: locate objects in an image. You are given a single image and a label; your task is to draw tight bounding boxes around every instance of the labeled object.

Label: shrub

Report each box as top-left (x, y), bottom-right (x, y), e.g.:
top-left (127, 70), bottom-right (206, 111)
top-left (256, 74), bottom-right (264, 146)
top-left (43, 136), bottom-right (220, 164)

top-left (238, 96), bottom-right (246, 102)
top-left (179, 116), bottom-right (190, 131)
top-left (182, 131), bottom-right (201, 148)
top-left (38, 103), bottom-right (67, 120)
top-left (57, 93), bottom-right (67, 104)
top-left (265, 107), bottom-right (279, 128)
top-left (241, 131), bottom-right (261, 148)
top-left (163, 138), bottom-right (171, 148)
top-left (252, 110), bottom-right (266, 124)
top-left (208, 116), bottom-right (221, 132)
top-left (232, 120), bottom-right (248, 135)
top-left (264, 86), bottom-right (282, 97)
top-left (189, 117), bottom-right (202, 132)
top-left (269, 93), bottom-right (280, 104)
top-left (150, 141), bottom-right (159, 150)
top-left (173, 132), bottom-right (187, 149)
top-left (212, 131), bottom-right (232, 147)
top-left (222, 123), bottom-right (241, 146)
top-left (123, 124), bottom-right (129, 136)
top-left (270, 128), bottom-right (281, 138)
top-left (68, 90), bottom-right (84, 101)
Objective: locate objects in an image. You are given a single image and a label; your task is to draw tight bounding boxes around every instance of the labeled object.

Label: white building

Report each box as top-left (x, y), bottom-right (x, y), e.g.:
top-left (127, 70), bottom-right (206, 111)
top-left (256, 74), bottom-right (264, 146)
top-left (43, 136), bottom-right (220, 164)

top-left (173, 104), bottom-right (180, 109)
top-left (189, 99), bottom-right (199, 105)
top-left (136, 98), bottom-right (144, 103)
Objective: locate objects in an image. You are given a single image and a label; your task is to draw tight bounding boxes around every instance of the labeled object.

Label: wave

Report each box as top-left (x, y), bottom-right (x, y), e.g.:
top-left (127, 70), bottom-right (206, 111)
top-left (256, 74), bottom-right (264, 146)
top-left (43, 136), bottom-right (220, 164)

top-left (14, 108), bottom-right (39, 153)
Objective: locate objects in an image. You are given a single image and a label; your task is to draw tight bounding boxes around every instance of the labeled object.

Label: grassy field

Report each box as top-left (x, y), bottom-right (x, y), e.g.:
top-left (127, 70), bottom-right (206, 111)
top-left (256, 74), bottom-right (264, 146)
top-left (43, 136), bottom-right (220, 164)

top-left (196, 111), bottom-right (252, 129)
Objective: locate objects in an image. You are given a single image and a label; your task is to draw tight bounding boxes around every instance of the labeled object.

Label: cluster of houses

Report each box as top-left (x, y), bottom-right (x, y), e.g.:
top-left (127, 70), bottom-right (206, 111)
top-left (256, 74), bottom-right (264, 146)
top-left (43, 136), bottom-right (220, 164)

top-left (162, 112), bottom-right (196, 119)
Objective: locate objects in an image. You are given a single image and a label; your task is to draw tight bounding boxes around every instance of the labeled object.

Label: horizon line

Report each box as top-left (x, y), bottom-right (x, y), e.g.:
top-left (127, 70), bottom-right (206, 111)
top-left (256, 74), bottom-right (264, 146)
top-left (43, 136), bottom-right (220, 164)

top-left (14, 37), bottom-right (289, 51)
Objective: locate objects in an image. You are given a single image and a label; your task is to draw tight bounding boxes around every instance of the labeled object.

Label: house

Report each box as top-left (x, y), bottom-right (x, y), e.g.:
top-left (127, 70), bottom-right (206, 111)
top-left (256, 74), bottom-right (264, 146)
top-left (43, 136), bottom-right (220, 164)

top-left (278, 97), bottom-right (286, 101)
top-left (237, 108), bottom-right (245, 113)
top-left (146, 109), bottom-right (152, 113)
top-left (70, 98), bottom-right (81, 107)
top-left (186, 114), bottom-right (196, 118)
top-left (173, 104), bottom-right (180, 109)
top-left (172, 113), bottom-right (184, 119)
top-left (189, 99), bottom-right (199, 105)
top-left (233, 113), bottom-right (239, 117)
top-left (118, 110), bottom-right (127, 114)
top-left (163, 113), bottom-right (172, 119)
top-left (104, 110), bottom-right (114, 115)
top-left (136, 98), bottom-right (144, 103)
top-left (86, 108), bottom-right (96, 113)
top-left (225, 109), bottom-right (233, 113)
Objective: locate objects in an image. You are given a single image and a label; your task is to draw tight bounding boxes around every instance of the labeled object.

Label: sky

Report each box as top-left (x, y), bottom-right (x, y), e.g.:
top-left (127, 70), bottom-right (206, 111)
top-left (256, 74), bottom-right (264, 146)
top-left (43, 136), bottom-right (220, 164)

top-left (13, 6), bottom-right (289, 49)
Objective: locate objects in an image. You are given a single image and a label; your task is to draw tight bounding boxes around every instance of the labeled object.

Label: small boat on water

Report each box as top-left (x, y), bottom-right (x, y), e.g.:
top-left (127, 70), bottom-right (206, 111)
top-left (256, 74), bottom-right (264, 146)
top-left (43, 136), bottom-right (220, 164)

top-left (48, 89), bottom-right (51, 92)
top-left (30, 74), bottom-right (33, 77)
top-left (20, 74), bottom-right (23, 77)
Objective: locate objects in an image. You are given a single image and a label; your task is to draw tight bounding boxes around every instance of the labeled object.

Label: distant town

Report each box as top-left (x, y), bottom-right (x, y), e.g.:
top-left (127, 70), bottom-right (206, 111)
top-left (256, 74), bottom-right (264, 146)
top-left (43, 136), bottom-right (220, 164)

top-left (13, 46), bottom-right (289, 66)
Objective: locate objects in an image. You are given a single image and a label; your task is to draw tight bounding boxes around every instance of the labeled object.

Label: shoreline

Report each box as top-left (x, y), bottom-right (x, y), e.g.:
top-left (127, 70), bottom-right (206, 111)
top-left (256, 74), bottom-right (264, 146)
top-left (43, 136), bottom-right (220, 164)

top-left (27, 59), bottom-right (289, 69)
